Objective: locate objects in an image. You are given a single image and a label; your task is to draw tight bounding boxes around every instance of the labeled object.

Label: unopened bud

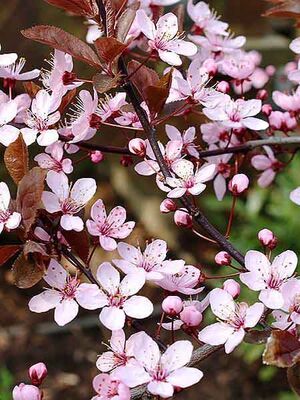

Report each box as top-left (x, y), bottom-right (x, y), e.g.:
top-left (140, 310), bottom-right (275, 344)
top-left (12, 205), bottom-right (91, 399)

top-left (202, 58), bottom-right (217, 77)
top-left (258, 228), bottom-right (277, 249)
top-left (29, 362), bottom-right (47, 386)
top-left (223, 279), bottom-right (240, 298)
top-left (90, 150), bottom-right (104, 163)
top-left (215, 251), bottom-right (232, 266)
top-left (216, 81), bottom-right (230, 94)
top-left (256, 89), bottom-right (268, 101)
top-left (160, 199), bottom-right (177, 213)
top-left (129, 138), bottom-right (146, 157)
top-left (174, 209), bottom-right (193, 228)
top-left (180, 306), bottom-right (203, 327)
top-left (162, 296), bottom-right (183, 316)
top-left (262, 104), bottom-right (272, 117)
top-left (228, 174), bottom-right (249, 195)
top-left (12, 384), bottom-right (42, 400)
top-left (120, 155), bottom-right (133, 167)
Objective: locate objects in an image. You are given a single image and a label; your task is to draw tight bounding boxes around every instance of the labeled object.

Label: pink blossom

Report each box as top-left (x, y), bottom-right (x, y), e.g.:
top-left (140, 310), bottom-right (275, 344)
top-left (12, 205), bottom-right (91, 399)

top-left (21, 89), bottom-right (62, 146)
top-left (203, 98), bottom-right (269, 131)
top-left (217, 80), bottom-right (230, 93)
top-left (157, 264), bottom-right (203, 294)
top-left (42, 171), bottom-right (96, 231)
top-left (269, 111), bottom-right (297, 132)
top-left (34, 142), bottom-right (73, 174)
top-left (0, 58), bottom-right (39, 88)
top-left (200, 122), bottom-right (232, 146)
top-left (166, 159), bottom-right (216, 198)
top-left (42, 50), bottom-right (82, 95)
top-left (28, 362), bottom-right (48, 386)
top-left (29, 259), bottom-right (104, 326)
top-left (187, 0), bottom-right (228, 36)
top-left (0, 100), bottom-right (19, 146)
top-left (258, 228), bottom-right (277, 249)
top-left (166, 125), bottom-right (199, 158)
top-left (290, 187), bottom-right (300, 205)
top-left (12, 384), bottom-right (42, 400)
top-left (86, 199), bottom-right (135, 251)
top-left (136, 11), bottom-right (197, 66)
top-left (96, 262), bottom-right (153, 330)
top-left (240, 250), bottom-right (297, 309)
top-left (0, 44), bottom-right (17, 67)
top-left (228, 173), bottom-right (249, 195)
top-left (113, 240), bottom-right (184, 281)
top-left (96, 329), bottom-right (138, 372)
top-left (221, 51), bottom-right (256, 80)
top-left (90, 150), bottom-right (104, 163)
top-left (162, 296), bottom-right (183, 315)
top-left (271, 309), bottom-right (294, 331)
top-left (91, 374), bottom-right (130, 400)
top-left (199, 288), bottom-right (264, 353)
top-left (118, 332), bottom-right (203, 397)
top-left (251, 146), bottom-right (282, 188)
top-left (115, 111), bottom-right (142, 128)
top-left (190, 32), bottom-right (246, 56)
top-left (0, 182), bottom-right (21, 234)
top-left (279, 279), bottom-right (300, 325)
top-left (180, 305), bottom-right (203, 327)
top-left (272, 87), bottom-right (300, 113)
top-left (215, 251), bottom-right (232, 266)
top-left (223, 279), bottom-right (240, 298)
top-left (174, 208), bottom-right (193, 228)
top-left (97, 93), bottom-right (127, 121)
top-left (206, 145), bottom-right (232, 201)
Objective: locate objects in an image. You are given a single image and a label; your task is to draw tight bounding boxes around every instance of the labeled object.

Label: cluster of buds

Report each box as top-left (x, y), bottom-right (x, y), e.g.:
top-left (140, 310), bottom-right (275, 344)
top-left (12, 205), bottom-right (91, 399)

top-left (13, 363), bottom-right (47, 400)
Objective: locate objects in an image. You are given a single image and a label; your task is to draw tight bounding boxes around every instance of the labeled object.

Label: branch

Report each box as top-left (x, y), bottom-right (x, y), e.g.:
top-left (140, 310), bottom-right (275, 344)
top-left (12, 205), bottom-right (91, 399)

top-left (77, 141), bottom-right (132, 155)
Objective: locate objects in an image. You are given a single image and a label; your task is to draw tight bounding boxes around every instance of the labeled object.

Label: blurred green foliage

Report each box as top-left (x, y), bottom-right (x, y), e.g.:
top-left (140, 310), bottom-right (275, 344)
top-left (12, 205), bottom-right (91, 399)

top-left (0, 366), bottom-right (13, 400)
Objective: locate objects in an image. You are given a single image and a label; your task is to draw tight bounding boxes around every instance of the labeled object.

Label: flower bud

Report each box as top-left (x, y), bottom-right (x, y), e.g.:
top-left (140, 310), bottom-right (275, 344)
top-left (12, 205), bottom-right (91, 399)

top-left (29, 362), bottom-right (48, 386)
top-left (12, 384), bottom-right (42, 400)
top-left (202, 58), bottom-right (217, 77)
top-left (129, 138), bottom-right (146, 157)
top-left (160, 199), bottom-right (177, 213)
top-left (120, 155), bottom-right (133, 167)
top-left (266, 65), bottom-right (276, 76)
top-left (174, 209), bottom-right (193, 228)
top-left (258, 228), bottom-right (277, 249)
top-left (256, 89), bottom-right (268, 101)
top-left (215, 251), bottom-right (232, 266)
top-left (180, 306), bottom-right (202, 327)
top-left (262, 104), bottom-right (272, 117)
top-left (216, 81), bottom-right (230, 94)
top-left (162, 296), bottom-right (183, 316)
top-left (223, 279), bottom-right (240, 298)
top-left (228, 174), bottom-right (249, 195)
top-left (90, 150), bottom-right (104, 163)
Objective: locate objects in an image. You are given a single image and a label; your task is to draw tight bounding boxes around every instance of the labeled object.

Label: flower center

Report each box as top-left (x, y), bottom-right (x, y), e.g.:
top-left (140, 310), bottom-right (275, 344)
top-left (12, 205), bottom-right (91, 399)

top-left (62, 277), bottom-right (80, 299)
top-left (61, 198), bottom-right (82, 215)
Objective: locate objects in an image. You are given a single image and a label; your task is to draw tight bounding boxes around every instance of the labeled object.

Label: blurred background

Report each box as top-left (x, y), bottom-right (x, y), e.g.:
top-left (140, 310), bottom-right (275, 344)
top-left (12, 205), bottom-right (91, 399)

top-left (1, 0), bottom-right (300, 399)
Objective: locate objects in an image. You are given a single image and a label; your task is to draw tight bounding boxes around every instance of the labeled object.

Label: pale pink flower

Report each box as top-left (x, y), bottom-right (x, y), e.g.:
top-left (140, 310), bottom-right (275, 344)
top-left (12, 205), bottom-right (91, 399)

top-left (115, 111), bottom-right (142, 128)
top-left (251, 146), bottom-right (282, 188)
top-left (0, 58), bottom-right (39, 86)
top-left (28, 363), bottom-right (48, 386)
top-left (203, 98), bottom-right (269, 131)
top-left (0, 182), bottom-right (21, 234)
top-left (190, 32), bottom-right (246, 56)
top-left (221, 51), bottom-right (256, 80)
top-left (205, 145), bottom-right (232, 201)
top-left (91, 374), bottom-right (130, 400)
top-left (42, 50), bottom-right (82, 95)
top-left (223, 279), bottom-right (240, 298)
top-left (279, 278), bottom-right (300, 325)
top-left (136, 11), bottom-right (197, 66)
top-left (96, 262), bottom-right (153, 330)
top-left (117, 332), bottom-right (203, 397)
top-left (166, 159), bottom-right (216, 198)
top-left (180, 305), bottom-right (203, 327)
top-left (12, 384), bottom-right (42, 400)
top-left (269, 110), bottom-right (297, 132)
top-left (0, 90), bottom-right (32, 124)
top-left (157, 264), bottom-right (203, 294)
top-left (96, 329), bottom-right (138, 372)
top-left (29, 259), bottom-right (104, 326)
top-left (166, 124), bottom-right (199, 157)
top-left (42, 171), bottom-right (96, 231)
top-left (113, 240), bottom-right (184, 281)
top-left (272, 309), bottom-right (294, 331)
top-left (21, 90), bottom-right (62, 146)
top-left (0, 100), bottom-right (19, 146)
top-left (228, 173), bottom-right (249, 195)
top-left (200, 122), bottom-right (233, 146)
top-left (187, 0), bottom-right (228, 36)
top-left (86, 199), bottom-right (135, 251)
top-left (0, 44), bottom-right (17, 67)
top-left (160, 198), bottom-right (177, 213)
top-left (162, 296), bottom-right (183, 315)
top-left (272, 87), bottom-right (300, 113)
top-left (290, 187), bottom-right (300, 205)
top-left (240, 250), bottom-right (297, 309)
top-left (97, 93), bottom-right (127, 121)
top-left (288, 38), bottom-right (300, 83)
top-left (199, 288), bottom-right (264, 353)
top-left (34, 142), bottom-right (73, 174)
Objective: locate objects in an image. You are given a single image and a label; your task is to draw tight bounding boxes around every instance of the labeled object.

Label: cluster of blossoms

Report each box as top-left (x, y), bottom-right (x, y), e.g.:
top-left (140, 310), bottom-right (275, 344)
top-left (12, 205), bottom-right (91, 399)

top-left (2, 0), bottom-right (300, 398)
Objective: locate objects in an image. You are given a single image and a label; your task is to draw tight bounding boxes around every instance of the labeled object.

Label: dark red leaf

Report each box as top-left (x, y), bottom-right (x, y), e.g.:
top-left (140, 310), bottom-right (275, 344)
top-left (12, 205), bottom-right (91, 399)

top-left (93, 73), bottom-right (121, 93)
top-left (127, 60), bottom-right (159, 99)
top-left (263, 330), bottom-right (300, 368)
top-left (22, 25), bottom-right (102, 68)
top-left (144, 69), bottom-right (173, 117)
top-left (4, 135), bottom-right (29, 184)
top-left (12, 252), bottom-right (45, 289)
top-left (116, 4), bottom-right (138, 43)
top-left (0, 245), bottom-right (22, 268)
top-left (94, 37), bottom-right (127, 64)
top-left (43, 0), bottom-right (99, 17)
top-left (264, 0), bottom-right (300, 19)
top-left (58, 88), bottom-right (77, 114)
top-left (23, 81), bottom-right (42, 99)
top-left (62, 229), bottom-right (90, 263)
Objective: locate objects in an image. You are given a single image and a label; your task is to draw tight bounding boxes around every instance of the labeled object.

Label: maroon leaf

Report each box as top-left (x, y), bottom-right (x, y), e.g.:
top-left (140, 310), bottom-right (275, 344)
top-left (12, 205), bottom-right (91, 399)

top-left (0, 245), bottom-right (22, 268)
top-left (116, 4), bottom-right (138, 43)
top-left (23, 240), bottom-right (49, 258)
top-left (144, 69), bottom-right (173, 117)
top-left (22, 25), bottom-right (102, 68)
top-left (263, 0), bottom-right (300, 19)
top-left (23, 81), bottom-right (41, 99)
top-left (244, 329), bottom-right (271, 344)
top-left (94, 37), bottom-right (127, 64)
top-left (103, 0), bottom-right (116, 37)
top-left (43, 0), bottom-right (99, 17)
top-left (17, 167), bottom-right (47, 235)
top-left (4, 135), bottom-right (29, 184)
top-left (62, 229), bottom-right (90, 263)
top-left (58, 88), bottom-right (77, 114)
top-left (93, 72), bottom-right (121, 93)
top-left (263, 330), bottom-right (300, 368)
top-left (12, 252), bottom-right (45, 289)
top-left (127, 60), bottom-right (159, 100)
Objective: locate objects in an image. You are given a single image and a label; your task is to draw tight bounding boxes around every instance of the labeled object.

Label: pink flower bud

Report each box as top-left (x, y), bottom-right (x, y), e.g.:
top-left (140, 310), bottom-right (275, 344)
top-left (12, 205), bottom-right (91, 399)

top-left (29, 362), bottom-right (48, 386)
top-left (174, 209), bottom-right (193, 228)
top-left (160, 199), bottom-right (177, 213)
top-left (266, 65), bottom-right (276, 76)
top-left (120, 155), bottom-right (133, 167)
top-left (12, 384), bottom-right (42, 400)
top-left (228, 174), bottom-right (249, 195)
top-left (162, 296), bottom-right (183, 316)
top-left (256, 89), bottom-right (268, 101)
top-left (258, 228), bottom-right (277, 249)
top-left (216, 81), bottom-right (230, 94)
top-left (129, 138), bottom-right (146, 157)
top-left (215, 251), bottom-right (232, 266)
top-left (180, 306), bottom-right (202, 327)
top-left (202, 58), bottom-right (217, 77)
top-left (223, 279), bottom-right (240, 298)
top-left (90, 150), bottom-right (104, 163)
top-left (262, 104), bottom-right (272, 117)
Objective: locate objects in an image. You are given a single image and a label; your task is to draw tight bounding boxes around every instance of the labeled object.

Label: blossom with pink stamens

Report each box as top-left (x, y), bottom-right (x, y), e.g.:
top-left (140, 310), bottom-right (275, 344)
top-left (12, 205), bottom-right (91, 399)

top-left (251, 146), bottom-right (283, 188)
top-left (34, 142), bottom-right (73, 174)
top-left (91, 373), bottom-right (130, 400)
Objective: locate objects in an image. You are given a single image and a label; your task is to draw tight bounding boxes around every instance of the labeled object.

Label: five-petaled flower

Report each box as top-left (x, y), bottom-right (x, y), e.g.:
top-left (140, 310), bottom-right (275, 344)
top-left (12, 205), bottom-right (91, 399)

top-left (91, 373), bottom-right (130, 400)
top-left (86, 199), bottom-right (135, 251)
